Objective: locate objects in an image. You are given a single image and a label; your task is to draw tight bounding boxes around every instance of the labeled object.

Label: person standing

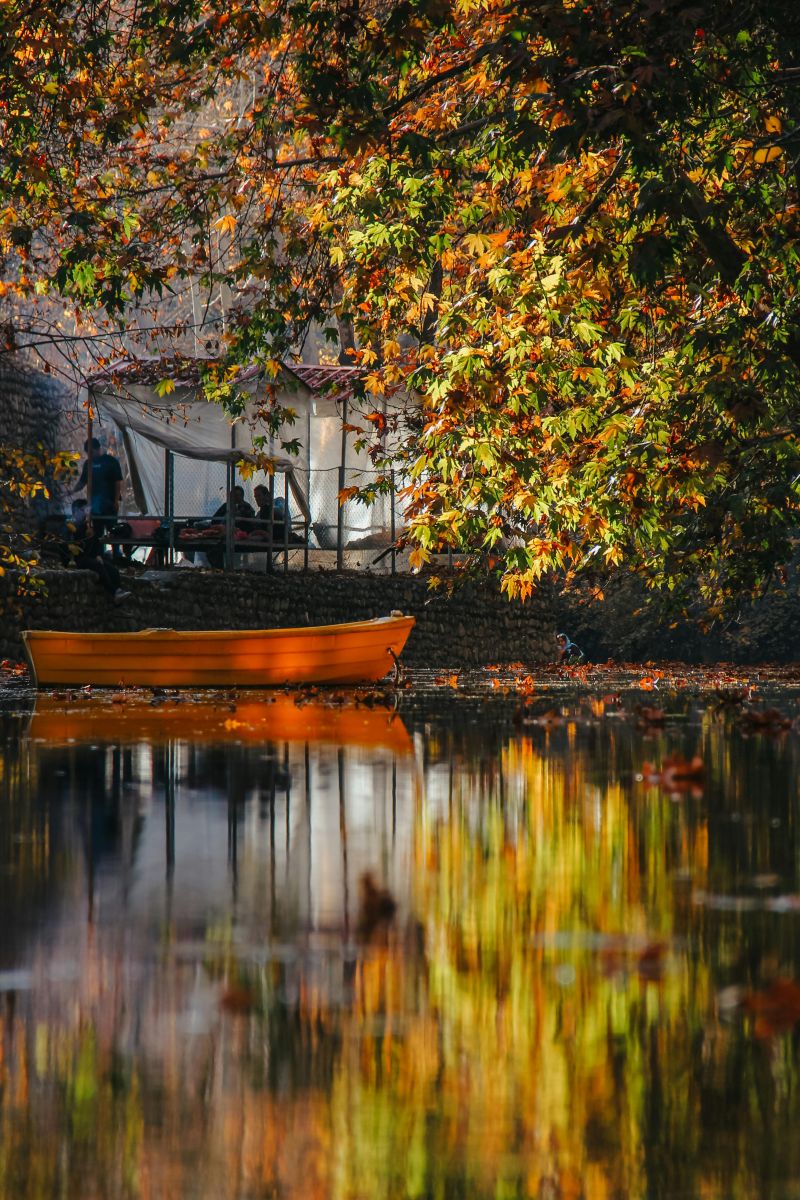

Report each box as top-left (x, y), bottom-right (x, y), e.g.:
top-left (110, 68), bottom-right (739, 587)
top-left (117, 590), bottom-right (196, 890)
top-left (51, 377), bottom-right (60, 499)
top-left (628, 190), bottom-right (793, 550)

top-left (73, 436), bottom-right (123, 538)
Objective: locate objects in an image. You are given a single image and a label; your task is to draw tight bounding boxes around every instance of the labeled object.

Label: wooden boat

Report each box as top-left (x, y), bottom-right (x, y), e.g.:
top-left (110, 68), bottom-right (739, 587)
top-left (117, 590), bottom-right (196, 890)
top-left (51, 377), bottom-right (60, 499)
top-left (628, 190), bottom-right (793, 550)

top-left (27, 694), bottom-right (413, 754)
top-left (21, 614), bottom-right (415, 688)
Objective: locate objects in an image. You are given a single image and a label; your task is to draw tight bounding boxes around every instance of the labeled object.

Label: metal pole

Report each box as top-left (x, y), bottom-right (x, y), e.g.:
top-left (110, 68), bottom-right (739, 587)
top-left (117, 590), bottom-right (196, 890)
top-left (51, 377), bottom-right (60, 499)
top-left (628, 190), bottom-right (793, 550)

top-left (337, 398), bottom-right (347, 572)
top-left (305, 407), bottom-right (312, 574)
top-left (337, 465), bottom-right (345, 571)
top-left (225, 460), bottom-right (234, 570)
top-left (390, 469), bottom-right (396, 576)
top-left (303, 494), bottom-right (309, 573)
top-left (167, 451), bottom-right (175, 565)
top-left (85, 408), bottom-right (93, 534)
top-left (283, 471), bottom-right (289, 574)
top-left (266, 470), bottom-right (274, 573)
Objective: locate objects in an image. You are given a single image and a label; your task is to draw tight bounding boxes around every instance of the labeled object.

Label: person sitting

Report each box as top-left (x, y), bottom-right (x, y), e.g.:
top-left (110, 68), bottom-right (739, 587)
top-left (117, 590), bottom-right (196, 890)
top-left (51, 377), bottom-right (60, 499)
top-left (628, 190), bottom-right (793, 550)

top-left (253, 483), bottom-right (273, 527)
top-left (272, 494), bottom-right (304, 545)
top-left (212, 485), bottom-right (255, 528)
top-left (202, 486), bottom-right (254, 568)
top-left (40, 500), bottom-right (130, 603)
top-left (556, 632), bottom-right (584, 663)
top-left (249, 484), bottom-right (304, 545)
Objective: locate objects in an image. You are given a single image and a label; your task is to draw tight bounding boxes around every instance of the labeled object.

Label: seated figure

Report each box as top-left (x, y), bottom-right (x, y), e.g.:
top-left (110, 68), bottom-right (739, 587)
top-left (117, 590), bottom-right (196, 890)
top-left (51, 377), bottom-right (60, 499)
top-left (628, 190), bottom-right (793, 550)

top-left (252, 483), bottom-right (303, 544)
top-left (39, 500), bottom-right (130, 603)
top-left (212, 485), bottom-right (255, 528)
top-left (253, 484), bottom-right (273, 528)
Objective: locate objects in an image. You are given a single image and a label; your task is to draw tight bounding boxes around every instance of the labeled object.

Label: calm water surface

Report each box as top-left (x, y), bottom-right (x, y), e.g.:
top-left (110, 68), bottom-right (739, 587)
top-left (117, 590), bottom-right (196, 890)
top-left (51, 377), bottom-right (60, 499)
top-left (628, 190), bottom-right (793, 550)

top-left (1, 684), bottom-right (800, 1199)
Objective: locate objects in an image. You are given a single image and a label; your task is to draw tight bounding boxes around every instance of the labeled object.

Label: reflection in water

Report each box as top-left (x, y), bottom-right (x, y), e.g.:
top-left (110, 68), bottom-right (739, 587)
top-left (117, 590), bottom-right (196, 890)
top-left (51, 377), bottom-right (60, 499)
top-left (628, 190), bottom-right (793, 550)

top-left (0, 691), bottom-right (799, 1197)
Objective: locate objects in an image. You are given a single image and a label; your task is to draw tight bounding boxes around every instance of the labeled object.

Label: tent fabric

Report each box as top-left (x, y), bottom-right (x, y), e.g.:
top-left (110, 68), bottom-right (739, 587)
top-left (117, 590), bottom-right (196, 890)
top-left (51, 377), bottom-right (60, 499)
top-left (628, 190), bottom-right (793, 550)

top-left (88, 357), bottom-right (392, 539)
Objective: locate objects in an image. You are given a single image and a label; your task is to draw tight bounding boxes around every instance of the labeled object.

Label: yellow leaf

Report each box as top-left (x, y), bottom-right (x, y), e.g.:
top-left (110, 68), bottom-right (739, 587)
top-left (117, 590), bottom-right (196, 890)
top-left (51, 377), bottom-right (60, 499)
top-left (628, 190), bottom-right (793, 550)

top-left (214, 214), bottom-right (237, 235)
top-left (463, 233), bottom-right (490, 256)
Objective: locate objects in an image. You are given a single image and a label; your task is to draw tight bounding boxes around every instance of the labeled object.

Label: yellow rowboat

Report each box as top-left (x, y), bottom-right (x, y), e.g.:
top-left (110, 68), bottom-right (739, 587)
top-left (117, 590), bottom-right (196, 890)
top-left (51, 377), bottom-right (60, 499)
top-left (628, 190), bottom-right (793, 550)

top-left (21, 615), bottom-right (415, 688)
top-left (27, 694), bottom-right (413, 754)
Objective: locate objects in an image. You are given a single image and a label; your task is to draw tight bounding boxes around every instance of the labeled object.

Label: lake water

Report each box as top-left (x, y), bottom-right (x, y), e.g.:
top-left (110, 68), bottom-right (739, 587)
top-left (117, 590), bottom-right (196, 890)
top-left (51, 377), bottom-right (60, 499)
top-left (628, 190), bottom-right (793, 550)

top-left (1, 681), bottom-right (800, 1199)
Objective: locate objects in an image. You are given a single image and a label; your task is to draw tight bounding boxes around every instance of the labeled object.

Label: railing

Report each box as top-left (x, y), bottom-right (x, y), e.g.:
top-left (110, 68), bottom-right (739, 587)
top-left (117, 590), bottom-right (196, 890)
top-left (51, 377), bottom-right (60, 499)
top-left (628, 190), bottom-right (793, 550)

top-left (108, 466), bottom-right (403, 574)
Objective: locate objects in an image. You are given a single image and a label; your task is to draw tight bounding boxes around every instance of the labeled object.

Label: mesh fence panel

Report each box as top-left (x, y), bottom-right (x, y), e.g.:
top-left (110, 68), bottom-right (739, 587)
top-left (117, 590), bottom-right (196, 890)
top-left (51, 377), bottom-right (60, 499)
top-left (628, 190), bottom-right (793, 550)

top-left (157, 458), bottom-right (402, 550)
top-left (172, 459), bottom-right (230, 518)
top-left (308, 467), bottom-right (396, 549)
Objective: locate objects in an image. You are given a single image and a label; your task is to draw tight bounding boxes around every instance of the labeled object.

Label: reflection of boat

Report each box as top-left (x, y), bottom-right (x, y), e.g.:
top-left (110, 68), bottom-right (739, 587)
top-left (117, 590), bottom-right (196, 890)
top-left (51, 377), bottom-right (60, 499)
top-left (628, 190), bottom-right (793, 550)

top-left (27, 694), bottom-right (413, 753)
top-left (21, 615), bottom-right (415, 688)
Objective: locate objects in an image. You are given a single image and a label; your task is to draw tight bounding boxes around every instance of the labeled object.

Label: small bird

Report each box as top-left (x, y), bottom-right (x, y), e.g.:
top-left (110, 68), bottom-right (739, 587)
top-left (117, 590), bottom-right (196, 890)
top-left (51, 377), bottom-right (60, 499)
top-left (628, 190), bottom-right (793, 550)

top-left (357, 872), bottom-right (397, 941)
top-left (556, 632), bottom-right (584, 663)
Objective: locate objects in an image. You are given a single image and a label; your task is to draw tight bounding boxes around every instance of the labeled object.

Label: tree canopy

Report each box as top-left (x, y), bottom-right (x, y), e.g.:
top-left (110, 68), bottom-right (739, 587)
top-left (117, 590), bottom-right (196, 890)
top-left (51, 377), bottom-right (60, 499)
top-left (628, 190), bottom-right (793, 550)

top-left (4, 0), bottom-right (800, 613)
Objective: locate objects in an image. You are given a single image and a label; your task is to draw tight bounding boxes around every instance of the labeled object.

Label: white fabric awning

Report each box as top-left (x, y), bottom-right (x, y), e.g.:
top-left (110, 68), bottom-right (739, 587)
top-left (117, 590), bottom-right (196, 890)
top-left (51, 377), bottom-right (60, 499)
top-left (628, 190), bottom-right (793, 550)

top-left (90, 366), bottom-right (313, 520)
top-left (86, 355), bottom-right (395, 539)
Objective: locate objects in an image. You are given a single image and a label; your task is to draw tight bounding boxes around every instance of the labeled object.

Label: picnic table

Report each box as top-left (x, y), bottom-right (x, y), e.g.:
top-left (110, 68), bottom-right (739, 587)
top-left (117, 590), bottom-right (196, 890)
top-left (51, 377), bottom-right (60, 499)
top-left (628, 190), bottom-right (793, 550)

top-left (99, 516), bottom-right (307, 569)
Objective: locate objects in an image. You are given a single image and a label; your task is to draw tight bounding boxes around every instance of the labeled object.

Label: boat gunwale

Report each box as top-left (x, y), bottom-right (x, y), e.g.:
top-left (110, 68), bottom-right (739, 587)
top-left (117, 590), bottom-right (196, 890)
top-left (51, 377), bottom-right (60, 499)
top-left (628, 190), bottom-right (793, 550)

top-left (21, 615), bottom-right (414, 643)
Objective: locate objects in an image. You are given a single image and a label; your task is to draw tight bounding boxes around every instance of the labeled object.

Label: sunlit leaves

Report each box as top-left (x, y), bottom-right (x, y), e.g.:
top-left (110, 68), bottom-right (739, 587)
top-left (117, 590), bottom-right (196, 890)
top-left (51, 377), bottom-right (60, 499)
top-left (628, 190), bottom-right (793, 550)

top-left (4, 0), bottom-right (800, 616)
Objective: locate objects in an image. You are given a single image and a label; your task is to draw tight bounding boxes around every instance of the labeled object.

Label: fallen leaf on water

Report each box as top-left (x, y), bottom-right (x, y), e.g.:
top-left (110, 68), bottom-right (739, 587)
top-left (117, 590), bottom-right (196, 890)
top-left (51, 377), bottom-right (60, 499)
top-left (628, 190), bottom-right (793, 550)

top-left (0, 660), bottom-right (26, 675)
top-left (739, 707), bottom-right (791, 734)
top-left (637, 705), bottom-right (665, 726)
top-left (743, 977), bottom-right (800, 1038)
top-left (434, 674), bottom-right (460, 689)
top-left (599, 936), bottom-right (668, 981)
top-left (220, 984), bottom-right (257, 1015)
top-left (642, 753), bottom-right (704, 795)
top-left (637, 940), bottom-right (668, 980)
top-left (528, 709), bottom-right (563, 729)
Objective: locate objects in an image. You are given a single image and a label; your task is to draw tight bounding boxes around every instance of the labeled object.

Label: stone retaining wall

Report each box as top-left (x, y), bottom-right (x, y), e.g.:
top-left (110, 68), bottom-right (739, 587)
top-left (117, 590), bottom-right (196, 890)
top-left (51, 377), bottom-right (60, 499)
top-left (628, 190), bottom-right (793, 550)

top-left (0, 568), bottom-right (556, 668)
top-left (0, 358), bottom-right (73, 452)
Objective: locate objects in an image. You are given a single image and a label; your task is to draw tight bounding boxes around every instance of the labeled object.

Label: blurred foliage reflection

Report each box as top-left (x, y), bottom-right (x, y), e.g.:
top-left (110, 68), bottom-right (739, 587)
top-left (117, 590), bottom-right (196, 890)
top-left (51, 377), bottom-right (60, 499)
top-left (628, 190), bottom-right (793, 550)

top-left (0, 691), bottom-right (798, 1198)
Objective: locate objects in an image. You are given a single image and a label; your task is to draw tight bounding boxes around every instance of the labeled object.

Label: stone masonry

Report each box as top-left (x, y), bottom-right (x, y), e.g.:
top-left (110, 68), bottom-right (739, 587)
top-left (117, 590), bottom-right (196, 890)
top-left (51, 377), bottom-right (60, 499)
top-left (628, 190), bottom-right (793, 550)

top-left (0, 568), bottom-right (557, 668)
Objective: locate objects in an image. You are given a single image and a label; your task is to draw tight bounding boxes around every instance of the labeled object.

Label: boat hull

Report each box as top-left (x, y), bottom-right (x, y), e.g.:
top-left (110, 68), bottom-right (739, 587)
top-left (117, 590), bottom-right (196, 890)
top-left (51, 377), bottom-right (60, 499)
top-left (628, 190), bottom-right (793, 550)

top-left (21, 615), bottom-right (415, 688)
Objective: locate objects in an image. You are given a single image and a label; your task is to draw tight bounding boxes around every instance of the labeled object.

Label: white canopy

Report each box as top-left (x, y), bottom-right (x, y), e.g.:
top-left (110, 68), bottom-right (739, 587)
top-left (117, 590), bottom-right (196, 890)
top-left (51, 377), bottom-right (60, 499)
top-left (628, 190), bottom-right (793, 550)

top-left (88, 357), bottom-right (395, 542)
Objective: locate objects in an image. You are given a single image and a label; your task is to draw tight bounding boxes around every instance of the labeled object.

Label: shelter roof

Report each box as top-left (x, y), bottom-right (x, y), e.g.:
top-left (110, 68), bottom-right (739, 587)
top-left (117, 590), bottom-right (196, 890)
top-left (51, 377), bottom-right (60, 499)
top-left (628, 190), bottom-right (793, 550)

top-left (287, 363), bottom-right (362, 404)
top-left (88, 354), bottom-right (361, 400)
